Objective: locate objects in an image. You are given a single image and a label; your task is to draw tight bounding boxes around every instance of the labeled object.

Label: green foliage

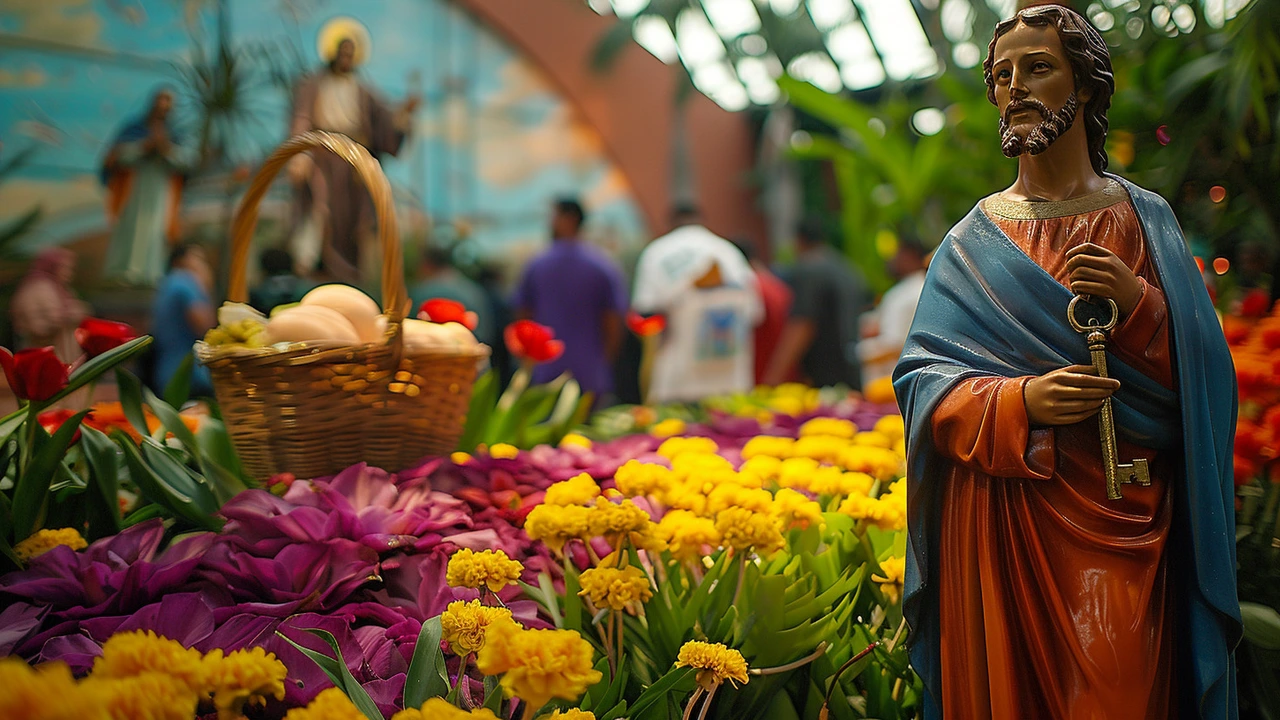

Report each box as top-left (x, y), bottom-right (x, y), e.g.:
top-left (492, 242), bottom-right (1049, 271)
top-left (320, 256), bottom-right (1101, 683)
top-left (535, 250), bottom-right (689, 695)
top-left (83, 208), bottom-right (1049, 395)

top-left (277, 628), bottom-right (383, 720)
top-left (459, 368), bottom-right (594, 451)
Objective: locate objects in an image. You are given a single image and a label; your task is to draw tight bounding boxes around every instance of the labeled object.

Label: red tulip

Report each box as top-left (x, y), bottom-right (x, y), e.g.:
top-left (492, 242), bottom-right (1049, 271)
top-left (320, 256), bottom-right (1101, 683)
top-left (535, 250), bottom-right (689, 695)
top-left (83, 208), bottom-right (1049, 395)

top-left (76, 318), bottom-right (138, 358)
top-left (503, 320), bottom-right (564, 364)
top-left (1241, 289), bottom-right (1271, 318)
top-left (626, 311), bottom-right (666, 337)
top-left (417, 298), bottom-right (479, 331)
top-left (37, 408), bottom-right (81, 444)
top-left (0, 346), bottom-right (70, 402)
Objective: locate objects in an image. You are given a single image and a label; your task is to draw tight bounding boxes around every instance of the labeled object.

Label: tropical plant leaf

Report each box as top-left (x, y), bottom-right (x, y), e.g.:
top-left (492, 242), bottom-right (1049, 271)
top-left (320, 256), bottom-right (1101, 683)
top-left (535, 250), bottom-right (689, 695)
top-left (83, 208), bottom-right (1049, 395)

top-left (403, 615), bottom-right (450, 708)
top-left (114, 368), bottom-right (154, 440)
top-left (40, 337), bottom-right (152, 409)
top-left (276, 628), bottom-right (382, 720)
top-left (113, 431), bottom-right (221, 531)
top-left (80, 426), bottom-right (122, 538)
top-left (10, 409), bottom-right (89, 540)
top-left (163, 353), bottom-right (193, 409)
top-left (457, 369), bottom-right (498, 452)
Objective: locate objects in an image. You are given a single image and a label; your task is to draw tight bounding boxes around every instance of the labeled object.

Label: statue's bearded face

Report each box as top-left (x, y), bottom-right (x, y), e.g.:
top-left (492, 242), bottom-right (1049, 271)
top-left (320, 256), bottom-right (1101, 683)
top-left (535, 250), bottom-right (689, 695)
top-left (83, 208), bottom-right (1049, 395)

top-left (990, 21), bottom-right (1083, 159)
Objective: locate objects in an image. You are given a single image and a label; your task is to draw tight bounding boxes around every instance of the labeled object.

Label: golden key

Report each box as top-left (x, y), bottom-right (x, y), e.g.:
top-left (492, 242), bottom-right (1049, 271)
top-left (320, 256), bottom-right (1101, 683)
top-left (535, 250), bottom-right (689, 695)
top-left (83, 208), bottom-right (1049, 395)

top-left (1068, 296), bottom-right (1151, 501)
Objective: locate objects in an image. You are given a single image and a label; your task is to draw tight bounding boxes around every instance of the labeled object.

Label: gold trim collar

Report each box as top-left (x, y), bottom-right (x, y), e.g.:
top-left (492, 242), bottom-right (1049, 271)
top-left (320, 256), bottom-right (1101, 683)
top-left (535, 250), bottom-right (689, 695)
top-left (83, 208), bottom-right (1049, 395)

top-left (982, 179), bottom-right (1128, 220)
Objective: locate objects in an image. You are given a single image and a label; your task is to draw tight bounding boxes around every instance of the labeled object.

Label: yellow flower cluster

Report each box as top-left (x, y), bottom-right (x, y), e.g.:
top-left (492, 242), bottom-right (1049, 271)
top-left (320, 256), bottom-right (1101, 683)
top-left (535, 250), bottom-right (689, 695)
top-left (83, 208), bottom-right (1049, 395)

top-left (715, 507), bottom-right (785, 556)
top-left (770, 488), bottom-right (824, 531)
top-left (558, 433), bottom-right (594, 449)
top-left (476, 619), bottom-right (603, 709)
top-left (283, 687), bottom-right (367, 720)
top-left (741, 435), bottom-right (795, 460)
top-left (548, 710), bottom-right (597, 720)
top-left (488, 443), bottom-right (521, 459)
top-left (14, 528), bottom-right (87, 560)
top-left (545, 473), bottom-right (601, 506)
top-left (799, 417), bottom-right (857, 439)
top-left (837, 479), bottom-right (907, 531)
top-left (674, 641), bottom-right (750, 690)
top-left (839, 445), bottom-right (904, 481)
top-left (441, 600), bottom-right (514, 655)
top-left (657, 436), bottom-right (718, 460)
top-left (873, 556), bottom-right (907, 603)
top-left (524, 503), bottom-right (594, 552)
top-left (446, 549), bottom-right (524, 592)
top-left (0, 630), bottom-right (288, 720)
top-left (578, 564), bottom-right (653, 611)
top-left (649, 418), bottom-right (688, 438)
top-left (393, 698), bottom-right (501, 719)
top-left (656, 510), bottom-right (722, 561)
top-left (613, 459), bottom-right (674, 498)
top-left (760, 383), bottom-right (821, 416)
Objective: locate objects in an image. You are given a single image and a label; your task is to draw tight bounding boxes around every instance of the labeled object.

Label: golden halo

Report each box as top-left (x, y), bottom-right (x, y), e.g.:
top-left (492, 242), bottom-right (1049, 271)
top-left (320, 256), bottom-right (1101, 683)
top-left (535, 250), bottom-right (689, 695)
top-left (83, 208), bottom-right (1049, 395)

top-left (317, 16), bottom-right (371, 66)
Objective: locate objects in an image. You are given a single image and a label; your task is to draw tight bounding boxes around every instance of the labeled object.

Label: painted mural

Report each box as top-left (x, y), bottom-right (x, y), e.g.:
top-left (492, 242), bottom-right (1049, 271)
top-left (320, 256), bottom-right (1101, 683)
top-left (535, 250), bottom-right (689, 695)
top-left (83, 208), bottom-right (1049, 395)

top-left (0, 0), bottom-right (649, 290)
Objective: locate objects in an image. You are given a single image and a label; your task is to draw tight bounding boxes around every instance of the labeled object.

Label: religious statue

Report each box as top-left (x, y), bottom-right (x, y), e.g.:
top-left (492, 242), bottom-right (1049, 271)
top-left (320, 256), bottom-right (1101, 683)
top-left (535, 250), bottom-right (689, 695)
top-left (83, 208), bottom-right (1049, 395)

top-left (101, 88), bottom-right (192, 286)
top-left (894, 5), bottom-right (1240, 719)
top-left (289, 17), bottom-right (418, 284)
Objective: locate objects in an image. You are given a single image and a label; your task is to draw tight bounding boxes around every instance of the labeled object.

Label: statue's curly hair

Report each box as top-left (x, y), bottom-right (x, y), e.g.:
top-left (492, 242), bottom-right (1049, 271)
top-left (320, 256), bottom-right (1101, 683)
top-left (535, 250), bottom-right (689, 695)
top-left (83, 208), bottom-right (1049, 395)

top-left (983, 5), bottom-right (1114, 176)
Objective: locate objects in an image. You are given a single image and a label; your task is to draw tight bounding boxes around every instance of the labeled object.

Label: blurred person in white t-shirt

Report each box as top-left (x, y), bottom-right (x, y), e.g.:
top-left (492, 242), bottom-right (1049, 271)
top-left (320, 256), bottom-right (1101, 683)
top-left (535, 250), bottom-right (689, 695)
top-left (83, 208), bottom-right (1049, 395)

top-left (856, 236), bottom-right (929, 388)
top-left (631, 205), bottom-right (762, 404)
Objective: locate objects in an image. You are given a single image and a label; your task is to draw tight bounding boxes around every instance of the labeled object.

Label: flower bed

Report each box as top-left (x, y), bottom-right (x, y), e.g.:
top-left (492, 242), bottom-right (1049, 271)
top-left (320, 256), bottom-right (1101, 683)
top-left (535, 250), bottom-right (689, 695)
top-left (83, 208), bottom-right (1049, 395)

top-left (1, 389), bottom-right (913, 719)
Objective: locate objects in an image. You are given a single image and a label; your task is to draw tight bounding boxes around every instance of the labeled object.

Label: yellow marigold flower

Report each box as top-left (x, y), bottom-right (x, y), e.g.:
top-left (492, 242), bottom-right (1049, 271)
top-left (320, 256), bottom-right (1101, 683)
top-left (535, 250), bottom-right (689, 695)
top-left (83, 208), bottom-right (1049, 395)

top-left (893, 439), bottom-right (907, 458)
top-left (441, 600), bottom-right (515, 655)
top-left (864, 375), bottom-right (896, 404)
top-left (887, 478), bottom-right (907, 497)
top-left (613, 460), bottom-right (674, 498)
top-left (839, 445), bottom-right (904, 481)
top-left (14, 528), bottom-right (87, 560)
top-left (798, 417), bottom-right (857, 439)
top-left (809, 470), bottom-right (874, 498)
top-left (873, 556), bottom-right (907, 603)
top-left (659, 482), bottom-right (709, 516)
top-left (92, 630), bottom-right (206, 694)
top-left (578, 565), bottom-right (653, 611)
top-left (587, 497), bottom-right (651, 541)
top-left (282, 687), bottom-right (366, 720)
top-left (776, 457), bottom-right (821, 490)
top-left (853, 431), bottom-right (893, 449)
top-left (740, 435), bottom-right (795, 460)
top-left (771, 488), bottom-right (824, 530)
top-left (837, 494), bottom-right (906, 531)
top-left (488, 443), bottom-right (520, 460)
top-left (656, 510), bottom-right (721, 561)
top-left (657, 436), bottom-right (718, 460)
top-left (793, 435), bottom-right (848, 464)
top-left (675, 641), bottom-right (750, 691)
top-left (715, 507), bottom-right (785, 556)
top-left (670, 452), bottom-right (734, 481)
top-left (446, 549), bottom-right (524, 592)
top-left (706, 484), bottom-right (773, 515)
top-left (0, 658), bottom-right (104, 720)
top-left (476, 621), bottom-right (603, 709)
top-left (559, 433), bottom-right (594, 449)
top-left (767, 395), bottom-right (804, 417)
top-left (738, 455), bottom-right (782, 484)
top-left (203, 647), bottom-right (288, 718)
top-left (548, 710), bottom-right (597, 719)
top-left (545, 473), bottom-right (601, 507)
top-left (649, 418), bottom-right (687, 438)
top-left (450, 452), bottom-right (472, 465)
top-left (85, 671), bottom-right (200, 720)
top-left (874, 415), bottom-right (905, 443)
top-left (524, 503), bottom-right (594, 553)
top-left (394, 698), bottom-right (501, 719)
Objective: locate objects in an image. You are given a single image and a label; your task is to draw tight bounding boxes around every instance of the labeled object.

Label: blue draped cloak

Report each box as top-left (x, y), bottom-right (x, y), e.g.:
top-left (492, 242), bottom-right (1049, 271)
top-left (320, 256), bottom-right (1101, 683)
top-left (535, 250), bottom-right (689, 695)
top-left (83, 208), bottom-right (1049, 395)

top-left (892, 176), bottom-right (1241, 719)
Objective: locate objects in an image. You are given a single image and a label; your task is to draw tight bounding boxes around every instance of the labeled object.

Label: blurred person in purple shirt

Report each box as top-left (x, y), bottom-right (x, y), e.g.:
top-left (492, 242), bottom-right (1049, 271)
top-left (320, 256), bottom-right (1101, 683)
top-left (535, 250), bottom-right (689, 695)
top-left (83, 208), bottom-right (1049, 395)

top-left (513, 199), bottom-right (627, 404)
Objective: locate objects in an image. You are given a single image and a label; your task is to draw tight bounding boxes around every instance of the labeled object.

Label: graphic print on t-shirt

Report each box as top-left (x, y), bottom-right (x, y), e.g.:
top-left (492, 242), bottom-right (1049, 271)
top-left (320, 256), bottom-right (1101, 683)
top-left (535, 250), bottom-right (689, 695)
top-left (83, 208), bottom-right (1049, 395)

top-left (696, 305), bottom-right (741, 361)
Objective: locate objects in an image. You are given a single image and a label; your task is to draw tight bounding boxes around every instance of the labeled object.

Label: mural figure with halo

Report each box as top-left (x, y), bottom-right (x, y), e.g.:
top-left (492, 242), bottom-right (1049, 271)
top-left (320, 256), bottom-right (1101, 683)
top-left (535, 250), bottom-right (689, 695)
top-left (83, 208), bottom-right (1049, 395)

top-left (895, 4), bottom-right (1240, 719)
top-left (289, 16), bottom-right (421, 285)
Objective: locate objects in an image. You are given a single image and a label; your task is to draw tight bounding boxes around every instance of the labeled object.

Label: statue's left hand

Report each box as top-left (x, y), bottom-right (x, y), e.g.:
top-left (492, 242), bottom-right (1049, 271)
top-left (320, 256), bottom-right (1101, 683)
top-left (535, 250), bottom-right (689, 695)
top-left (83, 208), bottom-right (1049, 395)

top-left (1064, 242), bottom-right (1143, 317)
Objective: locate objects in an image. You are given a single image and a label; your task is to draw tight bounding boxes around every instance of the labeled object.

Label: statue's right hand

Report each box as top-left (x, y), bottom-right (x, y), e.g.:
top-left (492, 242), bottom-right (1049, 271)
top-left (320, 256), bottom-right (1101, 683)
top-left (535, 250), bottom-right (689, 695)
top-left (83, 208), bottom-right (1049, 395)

top-left (1024, 365), bottom-right (1120, 426)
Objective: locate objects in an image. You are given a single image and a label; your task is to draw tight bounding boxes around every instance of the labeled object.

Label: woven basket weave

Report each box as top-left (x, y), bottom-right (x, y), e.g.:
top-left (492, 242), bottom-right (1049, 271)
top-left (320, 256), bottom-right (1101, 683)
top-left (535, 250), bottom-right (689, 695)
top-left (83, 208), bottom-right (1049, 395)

top-left (196, 131), bottom-right (488, 481)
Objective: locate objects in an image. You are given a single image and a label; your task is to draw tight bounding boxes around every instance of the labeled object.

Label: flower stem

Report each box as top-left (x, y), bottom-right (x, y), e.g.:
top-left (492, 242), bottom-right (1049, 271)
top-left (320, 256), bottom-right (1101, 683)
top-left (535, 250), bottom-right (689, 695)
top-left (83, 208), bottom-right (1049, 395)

top-left (614, 610), bottom-right (624, 675)
top-left (750, 642), bottom-right (829, 676)
top-left (695, 685), bottom-right (718, 720)
top-left (681, 687), bottom-right (705, 720)
top-left (20, 402), bottom-right (39, 476)
top-left (521, 702), bottom-right (537, 720)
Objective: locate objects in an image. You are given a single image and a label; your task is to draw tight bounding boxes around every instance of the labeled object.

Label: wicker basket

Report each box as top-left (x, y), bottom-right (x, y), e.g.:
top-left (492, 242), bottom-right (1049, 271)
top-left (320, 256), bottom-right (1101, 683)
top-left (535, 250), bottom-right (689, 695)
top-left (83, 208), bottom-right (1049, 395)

top-left (196, 131), bottom-right (488, 481)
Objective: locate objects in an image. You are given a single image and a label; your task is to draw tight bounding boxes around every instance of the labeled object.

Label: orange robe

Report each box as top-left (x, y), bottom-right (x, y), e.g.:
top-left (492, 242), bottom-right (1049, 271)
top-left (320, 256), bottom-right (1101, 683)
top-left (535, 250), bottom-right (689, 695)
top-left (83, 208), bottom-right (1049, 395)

top-left (933, 197), bottom-right (1178, 719)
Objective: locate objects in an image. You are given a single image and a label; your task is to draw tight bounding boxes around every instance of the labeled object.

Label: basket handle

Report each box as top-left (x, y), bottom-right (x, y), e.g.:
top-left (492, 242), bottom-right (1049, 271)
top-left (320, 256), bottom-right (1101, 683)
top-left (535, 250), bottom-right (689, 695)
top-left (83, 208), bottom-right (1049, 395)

top-left (225, 131), bottom-right (407, 319)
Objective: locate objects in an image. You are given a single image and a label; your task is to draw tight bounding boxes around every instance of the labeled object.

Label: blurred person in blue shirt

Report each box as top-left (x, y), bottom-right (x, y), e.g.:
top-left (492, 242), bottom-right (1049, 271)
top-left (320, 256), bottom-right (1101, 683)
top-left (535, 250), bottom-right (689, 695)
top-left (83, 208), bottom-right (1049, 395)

top-left (151, 244), bottom-right (216, 397)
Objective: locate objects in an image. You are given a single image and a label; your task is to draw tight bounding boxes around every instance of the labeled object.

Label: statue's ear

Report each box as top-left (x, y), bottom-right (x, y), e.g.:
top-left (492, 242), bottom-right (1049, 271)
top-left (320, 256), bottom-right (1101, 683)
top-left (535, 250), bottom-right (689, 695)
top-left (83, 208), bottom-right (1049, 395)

top-left (1077, 82), bottom-right (1094, 104)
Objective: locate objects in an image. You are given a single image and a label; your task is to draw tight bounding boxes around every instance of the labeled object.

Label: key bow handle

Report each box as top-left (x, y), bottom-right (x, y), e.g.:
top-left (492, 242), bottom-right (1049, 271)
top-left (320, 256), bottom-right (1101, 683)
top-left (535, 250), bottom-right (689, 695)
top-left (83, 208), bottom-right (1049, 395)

top-left (1068, 296), bottom-right (1119, 335)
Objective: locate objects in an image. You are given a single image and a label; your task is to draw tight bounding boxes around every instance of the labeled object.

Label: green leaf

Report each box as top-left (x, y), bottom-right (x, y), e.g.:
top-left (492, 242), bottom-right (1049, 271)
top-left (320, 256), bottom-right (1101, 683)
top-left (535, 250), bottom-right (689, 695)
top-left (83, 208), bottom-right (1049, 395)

top-left (114, 369), bottom-right (153, 440)
top-left (143, 388), bottom-right (198, 451)
top-left (457, 369), bottom-right (498, 452)
top-left (1242, 602), bottom-right (1280, 650)
top-left (43, 336), bottom-right (153, 407)
top-left (163, 353), bottom-right (193, 408)
top-left (11, 409), bottom-right (89, 540)
top-left (628, 666), bottom-right (695, 718)
top-left (403, 616), bottom-right (449, 708)
top-left (80, 426), bottom-right (122, 538)
top-left (113, 432), bottom-right (221, 531)
top-left (0, 409), bottom-right (25, 451)
top-left (122, 503), bottom-right (166, 527)
top-left (276, 629), bottom-right (382, 720)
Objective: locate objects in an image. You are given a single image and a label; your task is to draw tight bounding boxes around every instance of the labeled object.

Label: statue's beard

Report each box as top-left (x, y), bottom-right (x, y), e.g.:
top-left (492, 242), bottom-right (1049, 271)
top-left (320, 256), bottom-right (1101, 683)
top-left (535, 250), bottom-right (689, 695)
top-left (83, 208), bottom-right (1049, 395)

top-left (1000, 93), bottom-right (1079, 158)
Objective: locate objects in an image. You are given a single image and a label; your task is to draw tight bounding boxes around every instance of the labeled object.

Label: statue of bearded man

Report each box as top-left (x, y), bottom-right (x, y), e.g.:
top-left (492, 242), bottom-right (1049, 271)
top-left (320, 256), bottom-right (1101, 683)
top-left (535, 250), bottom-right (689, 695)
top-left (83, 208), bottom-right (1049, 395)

top-left (894, 5), bottom-right (1240, 719)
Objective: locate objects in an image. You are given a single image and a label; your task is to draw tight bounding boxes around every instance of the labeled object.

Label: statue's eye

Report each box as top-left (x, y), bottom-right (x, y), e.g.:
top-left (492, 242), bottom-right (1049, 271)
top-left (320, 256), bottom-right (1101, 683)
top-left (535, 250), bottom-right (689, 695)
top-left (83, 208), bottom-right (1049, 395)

top-left (1033, 61), bottom-right (1052, 72)
top-left (996, 69), bottom-right (1012, 81)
